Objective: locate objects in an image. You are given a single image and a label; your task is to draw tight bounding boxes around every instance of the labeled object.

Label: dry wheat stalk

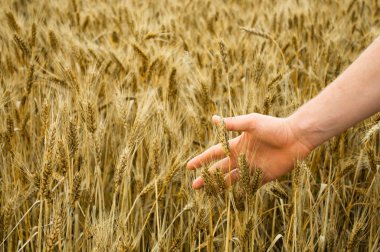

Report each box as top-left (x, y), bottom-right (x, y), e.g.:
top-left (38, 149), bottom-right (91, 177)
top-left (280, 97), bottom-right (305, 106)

top-left (0, 1), bottom-right (378, 251)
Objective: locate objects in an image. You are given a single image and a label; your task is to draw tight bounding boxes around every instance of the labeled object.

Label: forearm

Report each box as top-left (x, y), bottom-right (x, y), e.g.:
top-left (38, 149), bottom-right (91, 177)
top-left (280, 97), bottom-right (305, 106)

top-left (289, 36), bottom-right (380, 150)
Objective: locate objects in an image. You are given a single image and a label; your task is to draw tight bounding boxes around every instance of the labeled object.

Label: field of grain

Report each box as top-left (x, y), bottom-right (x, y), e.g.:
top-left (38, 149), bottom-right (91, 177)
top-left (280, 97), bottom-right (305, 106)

top-left (0, 0), bottom-right (379, 251)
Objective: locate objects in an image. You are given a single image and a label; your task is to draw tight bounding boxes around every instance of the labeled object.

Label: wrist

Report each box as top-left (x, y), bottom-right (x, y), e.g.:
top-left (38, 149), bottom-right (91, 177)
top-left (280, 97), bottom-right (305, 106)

top-left (286, 111), bottom-right (323, 152)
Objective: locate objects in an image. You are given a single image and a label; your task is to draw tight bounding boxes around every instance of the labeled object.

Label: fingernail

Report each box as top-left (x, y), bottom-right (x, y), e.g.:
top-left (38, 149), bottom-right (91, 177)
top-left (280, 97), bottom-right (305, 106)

top-left (186, 158), bottom-right (194, 168)
top-left (212, 115), bottom-right (221, 123)
top-left (186, 161), bottom-right (192, 169)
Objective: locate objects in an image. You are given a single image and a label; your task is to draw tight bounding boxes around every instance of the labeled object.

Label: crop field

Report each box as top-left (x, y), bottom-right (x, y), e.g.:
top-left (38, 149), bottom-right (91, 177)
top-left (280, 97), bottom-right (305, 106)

top-left (0, 0), bottom-right (379, 251)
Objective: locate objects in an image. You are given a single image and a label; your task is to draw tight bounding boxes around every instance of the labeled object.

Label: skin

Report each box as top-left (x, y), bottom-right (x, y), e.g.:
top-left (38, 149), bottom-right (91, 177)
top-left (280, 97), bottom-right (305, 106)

top-left (187, 36), bottom-right (380, 189)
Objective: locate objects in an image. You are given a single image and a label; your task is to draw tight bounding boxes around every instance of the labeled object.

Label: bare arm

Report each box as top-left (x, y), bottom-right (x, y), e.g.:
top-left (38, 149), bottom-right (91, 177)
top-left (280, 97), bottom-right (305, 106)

top-left (289, 36), bottom-right (380, 150)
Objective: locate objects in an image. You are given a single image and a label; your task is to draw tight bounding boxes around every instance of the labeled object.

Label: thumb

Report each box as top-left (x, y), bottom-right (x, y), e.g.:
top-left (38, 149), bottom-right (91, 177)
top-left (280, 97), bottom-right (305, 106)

top-left (212, 114), bottom-right (256, 132)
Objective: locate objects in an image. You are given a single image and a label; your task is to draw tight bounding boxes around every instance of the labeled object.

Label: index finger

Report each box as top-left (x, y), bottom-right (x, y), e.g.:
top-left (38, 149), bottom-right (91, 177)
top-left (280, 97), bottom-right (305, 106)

top-left (186, 136), bottom-right (240, 170)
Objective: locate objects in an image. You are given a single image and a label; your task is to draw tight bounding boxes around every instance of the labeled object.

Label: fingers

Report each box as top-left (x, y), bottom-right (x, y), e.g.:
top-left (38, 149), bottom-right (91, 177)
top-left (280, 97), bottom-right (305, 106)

top-left (212, 114), bottom-right (256, 132)
top-left (192, 157), bottom-right (235, 189)
top-left (186, 136), bottom-right (240, 170)
top-left (208, 157), bottom-right (237, 174)
top-left (224, 169), bottom-right (240, 187)
top-left (192, 159), bottom-right (237, 189)
top-left (192, 168), bottom-right (240, 189)
top-left (192, 157), bottom-right (237, 189)
top-left (189, 113), bottom-right (256, 189)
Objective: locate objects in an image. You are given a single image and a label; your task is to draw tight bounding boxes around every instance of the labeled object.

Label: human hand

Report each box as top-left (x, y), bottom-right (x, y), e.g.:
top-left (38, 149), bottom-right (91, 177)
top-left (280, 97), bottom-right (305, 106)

top-left (186, 113), bottom-right (313, 189)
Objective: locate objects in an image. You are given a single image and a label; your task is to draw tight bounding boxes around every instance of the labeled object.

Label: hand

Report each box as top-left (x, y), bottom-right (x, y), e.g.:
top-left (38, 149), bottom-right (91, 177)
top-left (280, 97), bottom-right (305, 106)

top-left (186, 113), bottom-right (313, 189)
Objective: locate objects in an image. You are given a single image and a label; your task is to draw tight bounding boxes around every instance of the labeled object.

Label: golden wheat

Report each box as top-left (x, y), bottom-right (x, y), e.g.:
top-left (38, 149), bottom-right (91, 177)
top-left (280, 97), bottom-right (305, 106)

top-left (0, 0), bottom-right (379, 251)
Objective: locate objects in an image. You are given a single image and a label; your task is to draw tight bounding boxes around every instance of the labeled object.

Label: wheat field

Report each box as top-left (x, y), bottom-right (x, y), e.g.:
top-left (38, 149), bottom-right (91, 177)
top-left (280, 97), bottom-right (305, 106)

top-left (0, 0), bottom-right (380, 251)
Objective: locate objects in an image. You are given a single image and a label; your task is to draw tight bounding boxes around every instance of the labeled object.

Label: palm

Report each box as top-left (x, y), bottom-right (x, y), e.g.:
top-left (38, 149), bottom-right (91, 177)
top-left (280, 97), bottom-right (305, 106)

top-left (187, 114), bottom-right (311, 189)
